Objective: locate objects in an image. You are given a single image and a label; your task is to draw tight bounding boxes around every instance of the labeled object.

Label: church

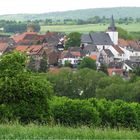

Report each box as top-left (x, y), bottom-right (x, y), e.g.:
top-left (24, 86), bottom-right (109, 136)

top-left (81, 15), bottom-right (125, 61)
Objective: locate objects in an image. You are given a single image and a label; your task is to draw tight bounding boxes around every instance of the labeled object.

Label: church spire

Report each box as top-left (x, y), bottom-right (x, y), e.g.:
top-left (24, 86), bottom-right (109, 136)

top-left (108, 15), bottom-right (116, 31)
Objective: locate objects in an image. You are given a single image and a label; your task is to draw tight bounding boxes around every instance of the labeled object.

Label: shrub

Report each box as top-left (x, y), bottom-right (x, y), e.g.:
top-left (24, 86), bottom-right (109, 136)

top-left (89, 98), bottom-right (112, 127)
top-left (51, 97), bottom-right (100, 126)
top-left (110, 100), bottom-right (139, 129)
top-left (50, 97), bottom-right (140, 129)
top-left (0, 52), bottom-right (53, 123)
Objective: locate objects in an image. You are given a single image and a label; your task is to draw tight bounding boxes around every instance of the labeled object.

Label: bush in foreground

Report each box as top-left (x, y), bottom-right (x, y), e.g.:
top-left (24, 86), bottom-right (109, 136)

top-left (0, 52), bottom-right (53, 123)
top-left (51, 97), bottom-right (140, 129)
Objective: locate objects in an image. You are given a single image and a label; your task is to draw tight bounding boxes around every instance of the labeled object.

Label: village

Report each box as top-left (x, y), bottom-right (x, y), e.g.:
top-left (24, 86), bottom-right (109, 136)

top-left (0, 16), bottom-right (140, 77)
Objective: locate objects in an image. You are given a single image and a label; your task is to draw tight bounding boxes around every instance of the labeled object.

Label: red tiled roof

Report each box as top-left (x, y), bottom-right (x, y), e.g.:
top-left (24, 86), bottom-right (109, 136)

top-left (0, 43), bottom-right (8, 53)
top-left (107, 68), bottom-right (123, 76)
top-left (118, 39), bottom-right (129, 46)
top-left (88, 55), bottom-right (97, 60)
top-left (16, 45), bottom-right (43, 55)
top-left (12, 32), bottom-right (37, 43)
top-left (71, 52), bottom-right (81, 57)
top-left (112, 45), bottom-right (124, 54)
top-left (119, 38), bottom-right (140, 51)
top-left (16, 45), bottom-right (29, 52)
top-left (28, 45), bottom-right (43, 55)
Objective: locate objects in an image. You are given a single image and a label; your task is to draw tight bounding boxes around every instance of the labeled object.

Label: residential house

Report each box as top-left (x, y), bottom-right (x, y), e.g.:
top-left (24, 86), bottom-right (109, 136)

top-left (43, 32), bottom-right (65, 50)
top-left (59, 50), bottom-right (82, 67)
top-left (107, 61), bottom-right (124, 76)
top-left (123, 60), bottom-right (140, 72)
top-left (108, 45), bottom-right (125, 61)
top-left (12, 32), bottom-right (46, 45)
top-left (119, 39), bottom-right (140, 61)
top-left (45, 47), bottom-right (60, 66)
top-left (16, 45), bottom-right (46, 70)
top-left (0, 43), bottom-right (9, 55)
top-left (100, 49), bottom-right (114, 64)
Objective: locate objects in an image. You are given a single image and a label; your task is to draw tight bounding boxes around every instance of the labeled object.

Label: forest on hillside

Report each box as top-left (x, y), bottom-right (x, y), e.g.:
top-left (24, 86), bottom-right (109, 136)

top-left (0, 7), bottom-right (140, 21)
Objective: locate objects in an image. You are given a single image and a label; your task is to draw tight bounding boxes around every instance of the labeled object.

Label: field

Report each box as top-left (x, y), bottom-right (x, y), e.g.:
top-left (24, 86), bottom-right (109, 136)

top-left (0, 124), bottom-right (140, 139)
top-left (41, 23), bottom-right (140, 34)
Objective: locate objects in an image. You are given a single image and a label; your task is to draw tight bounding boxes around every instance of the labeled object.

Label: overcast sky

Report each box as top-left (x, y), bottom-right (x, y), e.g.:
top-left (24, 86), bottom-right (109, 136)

top-left (0, 0), bottom-right (140, 15)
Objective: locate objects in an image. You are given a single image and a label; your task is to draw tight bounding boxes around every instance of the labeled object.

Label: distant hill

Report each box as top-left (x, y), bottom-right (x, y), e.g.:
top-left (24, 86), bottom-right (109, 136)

top-left (0, 7), bottom-right (140, 21)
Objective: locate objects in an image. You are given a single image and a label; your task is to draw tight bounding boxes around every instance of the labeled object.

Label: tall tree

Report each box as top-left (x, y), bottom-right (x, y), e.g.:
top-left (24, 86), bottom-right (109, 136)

top-left (65, 32), bottom-right (81, 49)
top-left (27, 56), bottom-right (37, 72)
top-left (39, 54), bottom-right (48, 73)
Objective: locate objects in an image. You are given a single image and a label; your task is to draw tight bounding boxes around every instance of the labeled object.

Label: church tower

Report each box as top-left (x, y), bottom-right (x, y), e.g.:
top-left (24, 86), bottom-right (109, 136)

top-left (27, 23), bottom-right (35, 32)
top-left (106, 15), bottom-right (118, 45)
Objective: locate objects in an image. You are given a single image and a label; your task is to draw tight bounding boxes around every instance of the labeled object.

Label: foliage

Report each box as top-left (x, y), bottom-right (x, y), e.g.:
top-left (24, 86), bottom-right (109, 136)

top-left (51, 97), bottom-right (140, 129)
top-left (117, 26), bottom-right (132, 40)
top-left (39, 54), bottom-right (48, 73)
top-left (51, 97), bottom-right (100, 126)
top-left (78, 57), bottom-right (96, 70)
top-left (99, 63), bottom-right (108, 75)
top-left (27, 56), bottom-right (37, 72)
top-left (47, 68), bottom-right (105, 99)
top-left (0, 52), bottom-right (53, 123)
top-left (132, 67), bottom-right (140, 76)
top-left (64, 60), bottom-right (72, 67)
top-left (110, 100), bottom-right (139, 129)
top-left (46, 68), bottom-right (140, 102)
top-left (4, 23), bottom-right (27, 33)
top-left (65, 32), bottom-right (81, 49)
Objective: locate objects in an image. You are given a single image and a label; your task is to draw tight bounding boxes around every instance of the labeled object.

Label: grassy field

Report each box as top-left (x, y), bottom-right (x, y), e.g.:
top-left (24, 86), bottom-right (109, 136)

top-left (41, 23), bottom-right (140, 34)
top-left (0, 124), bottom-right (140, 139)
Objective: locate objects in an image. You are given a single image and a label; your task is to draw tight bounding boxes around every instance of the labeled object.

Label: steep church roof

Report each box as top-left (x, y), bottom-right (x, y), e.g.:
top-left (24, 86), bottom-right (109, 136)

top-left (89, 32), bottom-right (113, 45)
top-left (108, 15), bottom-right (117, 31)
top-left (81, 32), bottom-right (113, 45)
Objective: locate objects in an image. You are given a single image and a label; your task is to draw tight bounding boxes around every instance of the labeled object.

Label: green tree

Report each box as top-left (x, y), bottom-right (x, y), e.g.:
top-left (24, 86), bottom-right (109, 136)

top-left (117, 27), bottom-right (132, 40)
top-left (132, 67), bottom-right (140, 76)
top-left (0, 52), bottom-right (53, 123)
top-left (78, 57), bottom-right (97, 70)
top-left (27, 56), bottom-right (37, 72)
top-left (65, 32), bottom-right (81, 49)
top-left (99, 63), bottom-right (108, 75)
top-left (39, 54), bottom-right (48, 73)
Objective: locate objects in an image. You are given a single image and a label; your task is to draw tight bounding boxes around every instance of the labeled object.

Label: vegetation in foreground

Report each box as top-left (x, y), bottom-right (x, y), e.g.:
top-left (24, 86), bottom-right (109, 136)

top-left (0, 124), bottom-right (140, 139)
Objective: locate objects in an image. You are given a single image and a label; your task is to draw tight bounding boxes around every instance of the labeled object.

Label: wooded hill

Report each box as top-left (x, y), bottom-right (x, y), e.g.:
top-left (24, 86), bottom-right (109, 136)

top-left (0, 7), bottom-right (140, 21)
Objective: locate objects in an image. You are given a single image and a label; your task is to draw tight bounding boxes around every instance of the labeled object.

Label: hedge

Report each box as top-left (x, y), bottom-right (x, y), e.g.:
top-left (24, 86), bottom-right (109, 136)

top-left (51, 97), bottom-right (140, 129)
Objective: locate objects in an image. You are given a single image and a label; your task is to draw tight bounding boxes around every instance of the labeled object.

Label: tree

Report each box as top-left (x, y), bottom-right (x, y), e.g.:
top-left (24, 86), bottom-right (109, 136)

top-left (4, 23), bottom-right (27, 33)
top-left (27, 56), bottom-right (37, 72)
top-left (99, 63), bottom-right (108, 75)
top-left (132, 67), bottom-right (140, 76)
top-left (78, 57), bottom-right (97, 70)
top-left (27, 23), bottom-right (41, 32)
top-left (0, 52), bottom-right (53, 123)
top-left (65, 32), bottom-right (81, 49)
top-left (117, 27), bottom-right (132, 40)
top-left (39, 54), bottom-right (48, 73)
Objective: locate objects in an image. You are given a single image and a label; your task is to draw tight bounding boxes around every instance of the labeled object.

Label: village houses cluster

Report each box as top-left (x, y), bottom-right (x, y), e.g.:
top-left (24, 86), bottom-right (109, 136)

top-left (0, 16), bottom-right (140, 76)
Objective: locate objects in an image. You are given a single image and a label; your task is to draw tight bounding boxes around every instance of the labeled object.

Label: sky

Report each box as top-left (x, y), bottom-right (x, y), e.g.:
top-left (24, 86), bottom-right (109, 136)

top-left (0, 0), bottom-right (140, 15)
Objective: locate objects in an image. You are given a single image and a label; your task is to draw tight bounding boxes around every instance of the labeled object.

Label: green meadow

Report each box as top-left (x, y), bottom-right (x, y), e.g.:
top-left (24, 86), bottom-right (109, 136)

top-left (0, 124), bottom-right (140, 139)
top-left (41, 23), bottom-right (140, 33)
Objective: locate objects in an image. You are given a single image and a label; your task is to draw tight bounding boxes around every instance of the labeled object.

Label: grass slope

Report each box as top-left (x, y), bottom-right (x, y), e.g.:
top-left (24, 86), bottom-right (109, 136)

top-left (0, 7), bottom-right (140, 21)
top-left (0, 124), bottom-right (140, 139)
top-left (41, 23), bottom-right (140, 33)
